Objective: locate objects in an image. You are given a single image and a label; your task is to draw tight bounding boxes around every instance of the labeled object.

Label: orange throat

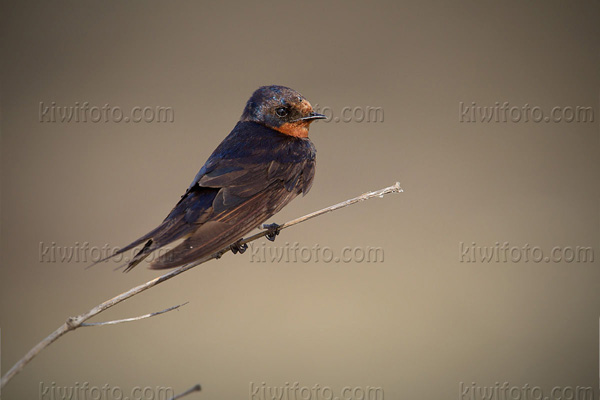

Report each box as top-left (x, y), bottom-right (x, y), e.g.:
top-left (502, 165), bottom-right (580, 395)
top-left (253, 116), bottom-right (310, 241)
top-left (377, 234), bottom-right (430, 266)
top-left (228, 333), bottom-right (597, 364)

top-left (273, 121), bottom-right (310, 138)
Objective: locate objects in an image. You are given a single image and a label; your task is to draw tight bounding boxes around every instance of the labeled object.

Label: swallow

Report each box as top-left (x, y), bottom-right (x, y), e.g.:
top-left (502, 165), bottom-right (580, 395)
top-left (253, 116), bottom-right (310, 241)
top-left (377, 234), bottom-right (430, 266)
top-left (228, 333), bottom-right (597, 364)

top-left (96, 85), bottom-right (326, 271)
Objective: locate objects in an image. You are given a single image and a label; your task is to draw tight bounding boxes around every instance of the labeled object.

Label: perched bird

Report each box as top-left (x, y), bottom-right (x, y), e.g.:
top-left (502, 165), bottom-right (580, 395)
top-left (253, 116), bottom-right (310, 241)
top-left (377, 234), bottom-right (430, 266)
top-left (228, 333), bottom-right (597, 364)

top-left (97, 85), bottom-right (325, 271)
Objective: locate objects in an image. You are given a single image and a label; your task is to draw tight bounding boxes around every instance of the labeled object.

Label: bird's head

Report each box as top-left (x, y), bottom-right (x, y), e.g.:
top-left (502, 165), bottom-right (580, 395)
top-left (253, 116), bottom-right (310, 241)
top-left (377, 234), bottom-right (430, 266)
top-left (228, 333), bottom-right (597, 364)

top-left (240, 85), bottom-right (326, 138)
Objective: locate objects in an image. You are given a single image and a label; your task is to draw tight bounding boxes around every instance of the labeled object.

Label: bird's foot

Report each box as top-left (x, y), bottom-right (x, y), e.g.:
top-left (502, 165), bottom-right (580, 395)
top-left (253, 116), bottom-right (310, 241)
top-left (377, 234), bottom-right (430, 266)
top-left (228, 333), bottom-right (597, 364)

top-left (264, 223), bottom-right (281, 242)
top-left (230, 240), bottom-right (248, 255)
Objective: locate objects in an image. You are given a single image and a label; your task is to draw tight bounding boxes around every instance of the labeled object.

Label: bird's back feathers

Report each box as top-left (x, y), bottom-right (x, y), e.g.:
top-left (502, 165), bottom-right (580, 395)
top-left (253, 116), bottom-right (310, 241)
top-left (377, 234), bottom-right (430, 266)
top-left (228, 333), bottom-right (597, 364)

top-left (95, 121), bottom-right (316, 271)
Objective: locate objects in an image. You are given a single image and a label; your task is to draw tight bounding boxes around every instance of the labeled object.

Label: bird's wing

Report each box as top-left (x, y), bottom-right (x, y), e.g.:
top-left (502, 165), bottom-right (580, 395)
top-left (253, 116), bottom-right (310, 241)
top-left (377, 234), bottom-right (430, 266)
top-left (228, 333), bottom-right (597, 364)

top-left (149, 157), bottom-right (314, 269)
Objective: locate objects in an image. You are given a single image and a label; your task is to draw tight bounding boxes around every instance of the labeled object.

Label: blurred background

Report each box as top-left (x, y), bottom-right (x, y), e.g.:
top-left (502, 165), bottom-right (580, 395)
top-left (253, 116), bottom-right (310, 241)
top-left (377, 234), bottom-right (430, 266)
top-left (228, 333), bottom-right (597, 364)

top-left (1, 1), bottom-right (599, 399)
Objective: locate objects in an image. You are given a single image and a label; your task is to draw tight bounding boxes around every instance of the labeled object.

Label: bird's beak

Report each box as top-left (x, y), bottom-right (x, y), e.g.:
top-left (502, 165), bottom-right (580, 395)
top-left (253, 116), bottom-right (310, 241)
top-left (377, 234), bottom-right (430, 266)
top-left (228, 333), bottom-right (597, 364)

top-left (297, 112), bottom-right (327, 122)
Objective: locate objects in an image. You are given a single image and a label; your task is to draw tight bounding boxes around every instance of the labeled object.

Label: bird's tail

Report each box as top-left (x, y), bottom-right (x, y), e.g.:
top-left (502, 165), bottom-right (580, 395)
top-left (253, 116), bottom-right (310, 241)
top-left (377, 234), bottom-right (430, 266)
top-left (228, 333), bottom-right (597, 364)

top-left (85, 216), bottom-right (187, 272)
top-left (122, 239), bottom-right (155, 272)
top-left (87, 186), bottom-right (218, 272)
top-left (85, 229), bottom-right (156, 270)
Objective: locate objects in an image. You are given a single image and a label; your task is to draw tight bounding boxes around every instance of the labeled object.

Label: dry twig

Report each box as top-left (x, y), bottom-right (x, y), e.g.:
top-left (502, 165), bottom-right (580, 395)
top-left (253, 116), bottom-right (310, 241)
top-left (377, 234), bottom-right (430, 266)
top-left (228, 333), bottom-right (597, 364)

top-left (0, 182), bottom-right (403, 388)
top-left (169, 384), bottom-right (202, 400)
top-left (80, 302), bottom-right (188, 327)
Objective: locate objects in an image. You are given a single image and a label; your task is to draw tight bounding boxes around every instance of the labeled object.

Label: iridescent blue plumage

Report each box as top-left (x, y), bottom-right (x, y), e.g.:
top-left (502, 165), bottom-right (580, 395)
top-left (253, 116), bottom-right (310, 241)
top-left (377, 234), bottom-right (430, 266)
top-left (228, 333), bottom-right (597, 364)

top-left (93, 86), bottom-right (324, 271)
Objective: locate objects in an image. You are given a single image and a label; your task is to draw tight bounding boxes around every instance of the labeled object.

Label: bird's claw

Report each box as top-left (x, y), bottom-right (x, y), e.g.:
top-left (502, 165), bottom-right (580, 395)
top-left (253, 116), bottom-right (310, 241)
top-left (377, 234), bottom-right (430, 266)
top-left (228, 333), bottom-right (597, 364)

top-left (264, 223), bottom-right (281, 242)
top-left (230, 240), bottom-right (248, 254)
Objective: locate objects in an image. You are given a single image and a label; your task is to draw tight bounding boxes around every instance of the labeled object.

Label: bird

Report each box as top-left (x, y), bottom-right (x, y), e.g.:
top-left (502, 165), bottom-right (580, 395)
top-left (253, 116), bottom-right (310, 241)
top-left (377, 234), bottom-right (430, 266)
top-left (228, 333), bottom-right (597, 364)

top-left (95, 85), bottom-right (326, 271)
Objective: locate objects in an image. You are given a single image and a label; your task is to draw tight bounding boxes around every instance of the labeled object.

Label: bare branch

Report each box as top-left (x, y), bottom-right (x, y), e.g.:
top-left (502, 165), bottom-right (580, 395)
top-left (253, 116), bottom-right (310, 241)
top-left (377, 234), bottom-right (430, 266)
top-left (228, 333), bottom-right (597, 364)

top-left (0, 182), bottom-right (403, 388)
top-left (227, 182), bottom-right (404, 252)
top-left (81, 302), bottom-right (188, 327)
top-left (169, 384), bottom-right (202, 400)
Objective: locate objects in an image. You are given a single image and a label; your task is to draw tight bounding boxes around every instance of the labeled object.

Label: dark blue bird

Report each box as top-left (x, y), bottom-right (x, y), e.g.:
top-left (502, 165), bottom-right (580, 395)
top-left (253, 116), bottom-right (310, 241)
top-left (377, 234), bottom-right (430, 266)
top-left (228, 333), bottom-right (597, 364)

top-left (98, 85), bottom-right (325, 271)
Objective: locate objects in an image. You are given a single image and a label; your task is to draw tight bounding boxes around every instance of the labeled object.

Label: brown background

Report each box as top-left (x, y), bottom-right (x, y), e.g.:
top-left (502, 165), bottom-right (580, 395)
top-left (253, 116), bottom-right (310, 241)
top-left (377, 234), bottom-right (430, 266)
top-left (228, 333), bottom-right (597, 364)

top-left (1, 1), bottom-right (599, 399)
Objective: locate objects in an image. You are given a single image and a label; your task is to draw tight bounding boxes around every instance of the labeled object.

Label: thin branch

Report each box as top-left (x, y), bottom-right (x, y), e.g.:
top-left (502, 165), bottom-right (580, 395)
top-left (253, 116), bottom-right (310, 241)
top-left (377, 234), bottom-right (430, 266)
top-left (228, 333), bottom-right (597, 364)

top-left (223, 181), bottom-right (404, 252)
top-left (0, 182), bottom-right (403, 388)
top-left (169, 384), bottom-right (202, 400)
top-left (269, 181), bottom-right (401, 231)
top-left (80, 302), bottom-right (188, 327)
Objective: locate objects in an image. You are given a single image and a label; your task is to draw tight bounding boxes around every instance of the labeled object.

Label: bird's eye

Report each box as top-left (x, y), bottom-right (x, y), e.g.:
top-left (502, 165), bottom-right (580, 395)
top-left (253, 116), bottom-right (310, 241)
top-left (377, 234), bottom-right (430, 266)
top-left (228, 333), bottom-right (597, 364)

top-left (275, 107), bottom-right (288, 118)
